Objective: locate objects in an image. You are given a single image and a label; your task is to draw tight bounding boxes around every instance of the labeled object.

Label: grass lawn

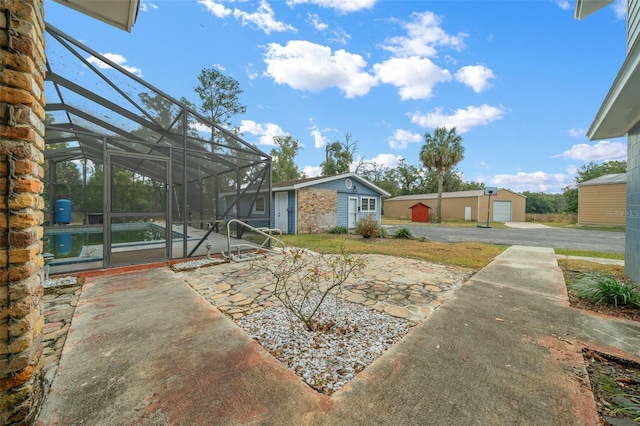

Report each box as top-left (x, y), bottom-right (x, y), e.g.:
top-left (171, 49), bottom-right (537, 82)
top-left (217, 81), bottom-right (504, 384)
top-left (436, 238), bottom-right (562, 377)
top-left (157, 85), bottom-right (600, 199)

top-left (382, 218), bottom-right (508, 229)
top-left (280, 234), bottom-right (507, 270)
top-left (555, 248), bottom-right (624, 260)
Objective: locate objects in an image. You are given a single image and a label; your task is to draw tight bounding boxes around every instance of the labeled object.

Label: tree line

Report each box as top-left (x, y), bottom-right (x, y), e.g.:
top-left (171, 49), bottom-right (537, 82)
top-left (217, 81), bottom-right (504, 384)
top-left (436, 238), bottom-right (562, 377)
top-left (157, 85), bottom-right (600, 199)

top-left (46, 66), bottom-right (628, 222)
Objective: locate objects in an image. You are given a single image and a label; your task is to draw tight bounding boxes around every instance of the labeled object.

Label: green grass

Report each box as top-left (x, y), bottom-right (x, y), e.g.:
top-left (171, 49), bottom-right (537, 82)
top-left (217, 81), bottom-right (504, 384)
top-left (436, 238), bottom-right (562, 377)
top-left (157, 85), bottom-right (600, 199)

top-left (555, 248), bottom-right (624, 260)
top-left (280, 234), bottom-right (506, 270)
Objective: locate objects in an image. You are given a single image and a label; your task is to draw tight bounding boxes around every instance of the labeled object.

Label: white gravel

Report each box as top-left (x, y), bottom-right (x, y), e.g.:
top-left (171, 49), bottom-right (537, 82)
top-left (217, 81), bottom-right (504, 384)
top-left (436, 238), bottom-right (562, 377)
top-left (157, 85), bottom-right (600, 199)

top-left (43, 276), bottom-right (78, 288)
top-left (171, 258), bottom-right (227, 271)
top-left (238, 293), bottom-right (415, 395)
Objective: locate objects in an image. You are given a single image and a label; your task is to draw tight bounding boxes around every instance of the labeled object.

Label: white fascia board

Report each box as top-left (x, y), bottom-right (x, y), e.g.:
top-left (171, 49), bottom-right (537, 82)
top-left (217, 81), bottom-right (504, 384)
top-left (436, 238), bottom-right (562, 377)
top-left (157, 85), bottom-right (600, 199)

top-left (587, 44), bottom-right (640, 140)
top-left (574, 0), bottom-right (614, 20)
top-left (53, 0), bottom-right (140, 32)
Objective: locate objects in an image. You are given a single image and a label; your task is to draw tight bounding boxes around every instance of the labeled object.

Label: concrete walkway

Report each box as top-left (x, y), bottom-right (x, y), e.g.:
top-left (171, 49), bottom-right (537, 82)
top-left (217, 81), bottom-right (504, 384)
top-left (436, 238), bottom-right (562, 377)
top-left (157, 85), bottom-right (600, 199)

top-left (37, 246), bottom-right (640, 425)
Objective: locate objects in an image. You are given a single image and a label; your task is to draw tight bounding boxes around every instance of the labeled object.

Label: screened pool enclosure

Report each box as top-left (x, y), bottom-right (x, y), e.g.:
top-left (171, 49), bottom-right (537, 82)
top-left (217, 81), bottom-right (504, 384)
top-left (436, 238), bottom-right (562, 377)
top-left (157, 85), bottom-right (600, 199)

top-left (43, 24), bottom-right (272, 273)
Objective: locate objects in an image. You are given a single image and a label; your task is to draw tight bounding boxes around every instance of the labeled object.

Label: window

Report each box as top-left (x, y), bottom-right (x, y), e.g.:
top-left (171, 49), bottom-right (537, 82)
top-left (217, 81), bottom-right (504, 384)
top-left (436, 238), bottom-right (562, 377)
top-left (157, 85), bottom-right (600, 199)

top-left (361, 197), bottom-right (376, 212)
top-left (253, 195), bottom-right (266, 214)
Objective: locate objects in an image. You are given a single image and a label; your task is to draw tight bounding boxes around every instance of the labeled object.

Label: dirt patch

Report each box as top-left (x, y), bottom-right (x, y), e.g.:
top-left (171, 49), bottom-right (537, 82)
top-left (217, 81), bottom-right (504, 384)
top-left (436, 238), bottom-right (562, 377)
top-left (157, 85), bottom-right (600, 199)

top-left (583, 349), bottom-right (640, 425)
top-left (559, 260), bottom-right (640, 424)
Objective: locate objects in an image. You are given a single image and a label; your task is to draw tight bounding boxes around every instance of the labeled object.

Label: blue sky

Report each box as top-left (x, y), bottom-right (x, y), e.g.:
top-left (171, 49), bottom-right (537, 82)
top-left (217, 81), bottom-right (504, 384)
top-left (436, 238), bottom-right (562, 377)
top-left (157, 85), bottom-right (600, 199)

top-left (45, 0), bottom-right (629, 193)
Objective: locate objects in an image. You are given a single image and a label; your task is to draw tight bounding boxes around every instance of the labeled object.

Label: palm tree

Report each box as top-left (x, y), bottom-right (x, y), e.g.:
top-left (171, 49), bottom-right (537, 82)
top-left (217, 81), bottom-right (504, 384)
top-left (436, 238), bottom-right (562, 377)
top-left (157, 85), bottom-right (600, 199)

top-left (419, 127), bottom-right (465, 223)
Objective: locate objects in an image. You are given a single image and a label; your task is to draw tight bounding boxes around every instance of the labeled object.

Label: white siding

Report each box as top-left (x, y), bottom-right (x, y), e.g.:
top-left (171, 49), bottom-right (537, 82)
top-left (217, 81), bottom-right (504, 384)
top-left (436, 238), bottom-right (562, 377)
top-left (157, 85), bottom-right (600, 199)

top-left (629, 0), bottom-right (640, 52)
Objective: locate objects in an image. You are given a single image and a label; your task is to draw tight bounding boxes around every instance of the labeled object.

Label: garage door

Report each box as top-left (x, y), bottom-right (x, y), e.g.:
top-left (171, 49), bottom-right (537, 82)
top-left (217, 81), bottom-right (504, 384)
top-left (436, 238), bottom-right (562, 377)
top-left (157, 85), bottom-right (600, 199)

top-left (493, 201), bottom-right (512, 222)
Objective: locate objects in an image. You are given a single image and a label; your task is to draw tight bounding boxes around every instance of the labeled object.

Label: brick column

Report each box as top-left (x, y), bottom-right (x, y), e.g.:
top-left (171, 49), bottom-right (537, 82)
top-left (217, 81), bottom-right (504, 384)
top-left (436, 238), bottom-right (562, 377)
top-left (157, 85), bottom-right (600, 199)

top-left (0, 0), bottom-right (47, 424)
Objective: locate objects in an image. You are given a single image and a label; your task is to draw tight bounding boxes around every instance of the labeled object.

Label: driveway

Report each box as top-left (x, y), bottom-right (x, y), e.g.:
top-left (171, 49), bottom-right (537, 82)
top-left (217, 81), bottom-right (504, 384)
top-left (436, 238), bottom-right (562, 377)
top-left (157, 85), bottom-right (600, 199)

top-left (387, 224), bottom-right (625, 253)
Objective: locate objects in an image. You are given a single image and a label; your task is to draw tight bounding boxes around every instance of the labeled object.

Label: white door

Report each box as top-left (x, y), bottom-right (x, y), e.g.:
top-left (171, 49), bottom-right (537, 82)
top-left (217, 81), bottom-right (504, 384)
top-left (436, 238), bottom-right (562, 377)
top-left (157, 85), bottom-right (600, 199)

top-left (348, 197), bottom-right (358, 228)
top-left (493, 201), bottom-right (512, 222)
top-left (275, 192), bottom-right (288, 233)
top-left (464, 206), bottom-right (471, 221)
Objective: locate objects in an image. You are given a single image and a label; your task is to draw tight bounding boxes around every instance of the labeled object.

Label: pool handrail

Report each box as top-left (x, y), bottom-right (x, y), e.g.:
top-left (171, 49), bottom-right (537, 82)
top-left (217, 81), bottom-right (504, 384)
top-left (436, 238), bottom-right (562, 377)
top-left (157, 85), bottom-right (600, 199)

top-left (221, 219), bottom-right (285, 262)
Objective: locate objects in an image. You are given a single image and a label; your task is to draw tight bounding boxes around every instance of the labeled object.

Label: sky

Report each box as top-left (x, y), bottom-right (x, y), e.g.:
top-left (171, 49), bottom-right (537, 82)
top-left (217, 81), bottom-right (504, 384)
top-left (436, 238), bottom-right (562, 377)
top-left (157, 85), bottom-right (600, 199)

top-left (45, 0), bottom-right (629, 193)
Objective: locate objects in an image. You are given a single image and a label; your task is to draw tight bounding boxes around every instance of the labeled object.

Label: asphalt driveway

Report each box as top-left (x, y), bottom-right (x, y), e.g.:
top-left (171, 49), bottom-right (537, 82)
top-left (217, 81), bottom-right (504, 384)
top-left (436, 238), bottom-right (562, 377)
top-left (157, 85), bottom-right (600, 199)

top-left (387, 224), bottom-right (625, 253)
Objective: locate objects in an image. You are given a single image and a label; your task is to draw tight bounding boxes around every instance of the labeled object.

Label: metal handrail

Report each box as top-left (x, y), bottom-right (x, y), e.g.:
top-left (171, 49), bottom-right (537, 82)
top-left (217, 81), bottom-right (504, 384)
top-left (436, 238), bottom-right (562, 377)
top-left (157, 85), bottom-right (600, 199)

top-left (222, 219), bottom-right (285, 262)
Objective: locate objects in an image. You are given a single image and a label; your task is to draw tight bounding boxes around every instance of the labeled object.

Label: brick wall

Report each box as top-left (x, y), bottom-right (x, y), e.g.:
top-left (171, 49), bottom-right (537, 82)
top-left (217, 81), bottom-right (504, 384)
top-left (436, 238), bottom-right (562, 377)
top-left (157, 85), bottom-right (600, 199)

top-left (0, 0), bottom-right (47, 423)
top-left (297, 188), bottom-right (336, 234)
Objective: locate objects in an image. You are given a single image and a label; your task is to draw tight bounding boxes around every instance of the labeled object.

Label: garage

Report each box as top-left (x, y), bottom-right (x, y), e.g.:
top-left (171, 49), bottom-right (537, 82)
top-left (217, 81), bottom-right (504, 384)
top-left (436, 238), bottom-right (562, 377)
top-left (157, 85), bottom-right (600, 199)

top-left (493, 201), bottom-right (512, 222)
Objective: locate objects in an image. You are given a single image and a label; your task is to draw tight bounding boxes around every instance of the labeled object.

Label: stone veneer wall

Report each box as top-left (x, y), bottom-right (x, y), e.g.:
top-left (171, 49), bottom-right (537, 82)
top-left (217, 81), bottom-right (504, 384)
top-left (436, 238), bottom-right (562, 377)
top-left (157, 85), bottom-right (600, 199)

top-left (297, 188), bottom-right (337, 234)
top-left (626, 123), bottom-right (640, 285)
top-left (0, 0), bottom-right (47, 423)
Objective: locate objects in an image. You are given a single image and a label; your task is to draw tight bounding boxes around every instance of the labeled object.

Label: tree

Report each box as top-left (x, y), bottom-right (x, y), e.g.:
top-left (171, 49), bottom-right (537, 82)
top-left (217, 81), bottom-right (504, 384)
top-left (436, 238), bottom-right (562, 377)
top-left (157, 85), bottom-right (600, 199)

top-left (563, 160), bottom-right (626, 213)
top-left (419, 127), bottom-right (465, 223)
top-left (320, 133), bottom-right (358, 175)
top-left (193, 68), bottom-right (246, 130)
top-left (423, 168), bottom-right (463, 194)
top-left (271, 135), bottom-right (304, 182)
top-left (524, 191), bottom-right (566, 214)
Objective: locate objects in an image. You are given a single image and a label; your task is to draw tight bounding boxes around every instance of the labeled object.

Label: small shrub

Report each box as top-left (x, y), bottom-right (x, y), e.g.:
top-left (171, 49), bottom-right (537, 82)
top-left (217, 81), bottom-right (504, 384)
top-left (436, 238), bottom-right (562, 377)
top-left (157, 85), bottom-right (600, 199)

top-left (418, 236), bottom-right (428, 242)
top-left (355, 214), bottom-right (385, 238)
top-left (394, 227), bottom-right (413, 239)
top-left (328, 226), bottom-right (348, 234)
top-left (573, 273), bottom-right (640, 308)
top-left (264, 247), bottom-right (366, 331)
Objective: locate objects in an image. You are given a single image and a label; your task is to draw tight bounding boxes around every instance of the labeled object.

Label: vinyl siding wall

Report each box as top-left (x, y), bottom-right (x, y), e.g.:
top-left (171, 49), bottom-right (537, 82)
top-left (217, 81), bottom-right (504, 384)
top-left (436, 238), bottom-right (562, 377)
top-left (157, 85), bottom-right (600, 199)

top-left (626, 123), bottom-right (640, 284)
top-left (628, 0), bottom-right (639, 52)
top-left (578, 183), bottom-right (627, 226)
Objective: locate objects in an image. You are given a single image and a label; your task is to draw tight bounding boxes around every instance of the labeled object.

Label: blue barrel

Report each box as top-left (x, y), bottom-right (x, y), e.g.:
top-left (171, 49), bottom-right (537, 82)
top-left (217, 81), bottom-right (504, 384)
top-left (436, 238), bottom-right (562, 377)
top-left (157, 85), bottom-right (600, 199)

top-left (55, 233), bottom-right (72, 255)
top-left (55, 199), bottom-right (72, 224)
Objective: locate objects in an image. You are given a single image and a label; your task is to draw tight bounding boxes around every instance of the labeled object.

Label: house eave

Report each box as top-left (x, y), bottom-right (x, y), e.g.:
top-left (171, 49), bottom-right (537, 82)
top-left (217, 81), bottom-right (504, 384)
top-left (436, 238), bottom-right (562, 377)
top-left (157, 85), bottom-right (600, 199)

top-left (587, 40), bottom-right (640, 140)
top-left (574, 0), bottom-right (614, 20)
top-left (53, 0), bottom-right (140, 32)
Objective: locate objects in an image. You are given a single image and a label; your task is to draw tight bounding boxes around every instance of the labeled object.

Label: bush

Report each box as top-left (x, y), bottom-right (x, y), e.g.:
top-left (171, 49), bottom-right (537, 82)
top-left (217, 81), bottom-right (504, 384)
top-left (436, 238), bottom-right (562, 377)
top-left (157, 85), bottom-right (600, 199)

top-left (355, 214), bottom-right (385, 238)
top-left (573, 273), bottom-right (640, 308)
top-left (263, 247), bottom-right (366, 331)
top-left (393, 227), bottom-right (413, 239)
top-left (328, 226), bottom-right (348, 234)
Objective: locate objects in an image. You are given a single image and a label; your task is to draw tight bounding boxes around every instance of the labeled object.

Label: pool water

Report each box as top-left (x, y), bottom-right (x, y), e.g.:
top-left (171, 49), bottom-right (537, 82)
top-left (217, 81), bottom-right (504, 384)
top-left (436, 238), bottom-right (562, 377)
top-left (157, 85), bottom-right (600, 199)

top-left (44, 224), bottom-right (179, 259)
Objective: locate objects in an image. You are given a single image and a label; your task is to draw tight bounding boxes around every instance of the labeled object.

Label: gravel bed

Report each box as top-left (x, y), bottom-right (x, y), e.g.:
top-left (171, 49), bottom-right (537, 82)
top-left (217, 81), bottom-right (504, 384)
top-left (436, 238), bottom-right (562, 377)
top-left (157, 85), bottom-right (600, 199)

top-left (171, 258), bottom-right (227, 271)
top-left (43, 276), bottom-right (78, 288)
top-left (238, 294), bottom-right (415, 395)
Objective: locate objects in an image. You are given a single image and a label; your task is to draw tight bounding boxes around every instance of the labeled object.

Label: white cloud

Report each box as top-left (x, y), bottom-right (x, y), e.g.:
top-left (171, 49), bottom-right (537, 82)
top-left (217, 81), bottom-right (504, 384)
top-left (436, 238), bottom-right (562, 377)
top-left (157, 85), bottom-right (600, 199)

top-left (369, 153), bottom-right (404, 169)
top-left (310, 125), bottom-right (330, 148)
top-left (308, 13), bottom-right (328, 31)
top-left (410, 104), bottom-right (507, 133)
top-left (302, 165), bottom-right (322, 177)
top-left (86, 53), bottom-right (143, 77)
top-left (482, 171), bottom-right (572, 193)
top-left (567, 127), bottom-right (586, 137)
top-left (263, 40), bottom-right (378, 98)
top-left (139, 0), bottom-right (158, 12)
top-left (198, 0), bottom-right (232, 18)
top-left (613, 0), bottom-right (627, 20)
top-left (552, 0), bottom-right (572, 11)
top-left (239, 120), bottom-right (286, 145)
top-left (381, 11), bottom-right (466, 58)
top-left (233, 0), bottom-right (296, 34)
top-left (388, 129), bottom-right (422, 150)
top-left (455, 65), bottom-right (494, 93)
top-left (286, 0), bottom-right (377, 13)
top-left (554, 140), bottom-right (627, 162)
top-left (374, 56), bottom-right (451, 100)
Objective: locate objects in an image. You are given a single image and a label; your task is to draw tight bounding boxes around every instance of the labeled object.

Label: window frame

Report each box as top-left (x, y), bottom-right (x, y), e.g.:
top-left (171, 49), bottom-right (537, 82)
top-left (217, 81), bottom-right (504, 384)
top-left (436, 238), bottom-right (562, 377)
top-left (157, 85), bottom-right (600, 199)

top-left (360, 197), bottom-right (377, 213)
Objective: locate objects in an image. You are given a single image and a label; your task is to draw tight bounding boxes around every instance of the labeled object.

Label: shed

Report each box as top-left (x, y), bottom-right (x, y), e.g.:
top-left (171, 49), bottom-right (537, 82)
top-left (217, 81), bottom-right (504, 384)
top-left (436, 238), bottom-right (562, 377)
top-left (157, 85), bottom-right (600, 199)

top-left (409, 202), bottom-right (432, 222)
top-left (384, 189), bottom-right (526, 223)
top-left (272, 173), bottom-right (390, 234)
top-left (578, 173), bottom-right (627, 227)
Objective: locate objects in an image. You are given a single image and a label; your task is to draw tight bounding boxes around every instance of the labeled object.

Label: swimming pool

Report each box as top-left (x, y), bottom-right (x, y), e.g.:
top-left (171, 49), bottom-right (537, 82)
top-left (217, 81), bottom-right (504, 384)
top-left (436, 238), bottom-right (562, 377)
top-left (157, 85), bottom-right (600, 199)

top-left (43, 223), bottom-right (181, 259)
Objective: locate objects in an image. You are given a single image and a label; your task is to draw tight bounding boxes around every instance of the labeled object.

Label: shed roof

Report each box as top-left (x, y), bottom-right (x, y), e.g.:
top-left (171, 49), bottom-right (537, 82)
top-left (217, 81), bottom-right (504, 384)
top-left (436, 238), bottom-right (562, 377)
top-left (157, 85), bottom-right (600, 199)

top-left (386, 188), bottom-right (525, 202)
top-left (273, 173), bottom-right (391, 197)
top-left (579, 173), bottom-right (627, 186)
top-left (409, 202), bottom-right (432, 209)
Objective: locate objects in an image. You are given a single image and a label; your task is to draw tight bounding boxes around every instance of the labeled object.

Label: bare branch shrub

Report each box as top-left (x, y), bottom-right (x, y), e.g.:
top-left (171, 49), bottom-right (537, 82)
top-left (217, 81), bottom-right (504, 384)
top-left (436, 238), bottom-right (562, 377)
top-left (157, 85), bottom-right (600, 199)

top-left (263, 247), bottom-right (366, 331)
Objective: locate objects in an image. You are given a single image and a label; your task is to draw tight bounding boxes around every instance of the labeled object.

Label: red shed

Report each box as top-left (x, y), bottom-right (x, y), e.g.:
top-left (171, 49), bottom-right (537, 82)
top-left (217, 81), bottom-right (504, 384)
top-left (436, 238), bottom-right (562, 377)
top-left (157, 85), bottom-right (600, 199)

top-left (409, 202), bottom-right (431, 223)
